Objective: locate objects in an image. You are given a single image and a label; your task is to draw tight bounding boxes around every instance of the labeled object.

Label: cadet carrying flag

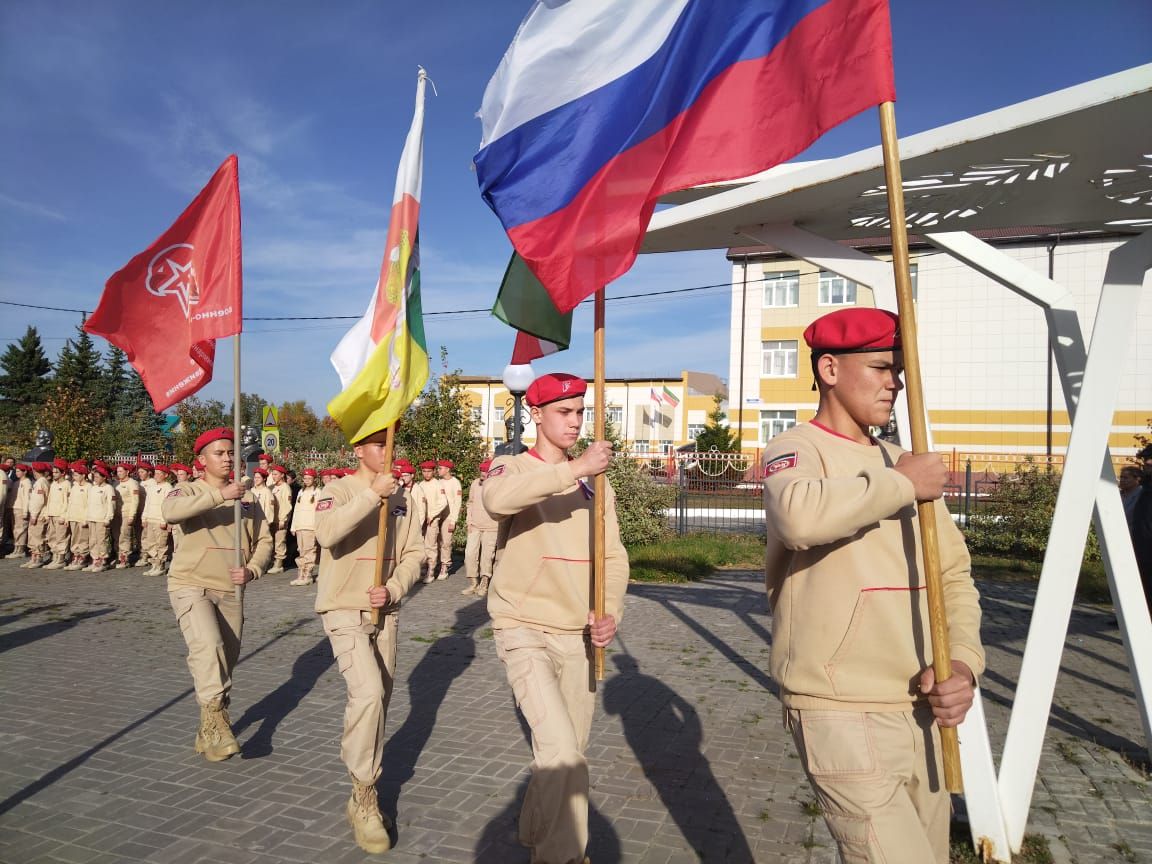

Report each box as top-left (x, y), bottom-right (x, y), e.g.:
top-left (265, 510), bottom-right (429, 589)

top-left (492, 253), bottom-right (572, 364)
top-left (85, 155), bottom-right (242, 412)
top-left (475, 0), bottom-right (895, 314)
top-left (328, 69), bottom-right (430, 444)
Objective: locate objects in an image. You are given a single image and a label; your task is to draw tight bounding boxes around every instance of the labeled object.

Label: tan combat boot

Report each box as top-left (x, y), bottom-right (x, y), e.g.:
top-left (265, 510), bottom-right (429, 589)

top-left (460, 577), bottom-right (478, 595)
top-left (195, 697), bottom-right (240, 762)
top-left (43, 556), bottom-right (66, 570)
top-left (266, 561), bottom-right (285, 575)
top-left (20, 554), bottom-right (41, 569)
top-left (346, 778), bottom-right (392, 853)
top-left (477, 577), bottom-right (490, 596)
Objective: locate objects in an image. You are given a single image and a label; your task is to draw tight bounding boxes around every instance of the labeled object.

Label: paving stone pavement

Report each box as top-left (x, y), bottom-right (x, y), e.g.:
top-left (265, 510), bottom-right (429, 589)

top-left (0, 558), bottom-right (1148, 864)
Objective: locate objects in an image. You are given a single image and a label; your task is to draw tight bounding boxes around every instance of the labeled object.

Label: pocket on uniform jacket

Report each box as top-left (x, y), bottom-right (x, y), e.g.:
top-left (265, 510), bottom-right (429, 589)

top-left (823, 589), bottom-right (925, 699)
top-left (512, 557), bottom-right (590, 625)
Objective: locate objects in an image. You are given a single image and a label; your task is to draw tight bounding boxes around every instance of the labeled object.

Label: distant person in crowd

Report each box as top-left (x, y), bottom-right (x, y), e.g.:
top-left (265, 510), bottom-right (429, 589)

top-left (86, 465), bottom-right (116, 571)
top-left (461, 459), bottom-right (498, 596)
top-left (22, 462), bottom-right (51, 568)
top-left (434, 459), bottom-right (462, 582)
top-left (413, 460), bottom-right (443, 582)
top-left (114, 464), bottom-right (142, 568)
top-left (64, 462), bottom-right (90, 570)
top-left (267, 464), bottom-right (293, 574)
top-left (43, 459), bottom-right (72, 570)
top-left (4, 463), bottom-right (31, 560)
top-left (289, 468), bottom-right (320, 586)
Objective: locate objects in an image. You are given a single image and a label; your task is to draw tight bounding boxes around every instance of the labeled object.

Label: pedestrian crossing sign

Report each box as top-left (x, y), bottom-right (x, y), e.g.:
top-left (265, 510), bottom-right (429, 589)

top-left (262, 405), bottom-right (278, 430)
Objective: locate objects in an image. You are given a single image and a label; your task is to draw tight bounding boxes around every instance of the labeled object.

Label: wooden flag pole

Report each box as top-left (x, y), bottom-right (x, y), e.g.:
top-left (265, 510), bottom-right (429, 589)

top-left (371, 425), bottom-right (397, 628)
top-left (878, 101), bottom-right (963, 793)
top-left (232, 335), bottom-right (244, 604)
top-left (593, 288), bottom-right (607, 681)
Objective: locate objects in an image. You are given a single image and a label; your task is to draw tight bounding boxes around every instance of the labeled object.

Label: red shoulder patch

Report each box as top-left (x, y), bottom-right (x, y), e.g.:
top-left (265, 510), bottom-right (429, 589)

top-left (316, 498), bottom-right (334, 511)
top-left (487, 464), bottom-right (505, 477)
top-left (166, 488), bottom-right (186, 498)
top-left (764, 452), bottom-right (798, 475)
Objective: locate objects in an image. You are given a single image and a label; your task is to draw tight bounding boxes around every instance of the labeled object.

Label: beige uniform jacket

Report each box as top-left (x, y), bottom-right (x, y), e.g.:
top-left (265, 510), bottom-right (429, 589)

top-left (292, 486), bottom-right (319, 532)
top-left (28, 477), bottom-right (50, 520)
top-left (483, 451), bottom-right (629, 635)
top-left (66, 482), bottom-right (89, 522)
top-left (251, 485), bottom-right (276, 526)
top-left (762, 423), bottom-right (985, 713)
top-left (12, 476), bottom-right (31, 511)
top-left (466, 479), bottom-right (499, 531)
top-left (161, 479), bottom-right (273, 592)
top-left (46, 479), bottom-right (71, 518)
top-left (115, 477), bottom-right (141, 521)
top-left (442, 476), bottom-right (463, 524)
top-left (314, 474), bottom-right (423, 615)
top-left (85, 484), bottom-right (116, 524)
top-left (142, 480), bottom-right (170, 523)
top-left (272, 482), bottom-right (293, 529)
top-left (415, 479), bottom-right (446, 523)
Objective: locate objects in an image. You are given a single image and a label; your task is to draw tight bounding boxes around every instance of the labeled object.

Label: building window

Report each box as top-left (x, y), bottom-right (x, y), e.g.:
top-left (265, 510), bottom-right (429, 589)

top-left (762, 340), bottom-right (798, 378)
top-left (687, 423), bottom-right (706, 440)
top-left (760, 410), bottom-right (796, 443)
top-left (818, 271), bottom-right (857, 306)
top-left (632, 440), bottom-right (652, 455)
top-left (762, 270), bottom-right (799, 307)
top-left (659, 440), bottom-right (674, 454)
top-left (606, 406), bottom-right (623, 427)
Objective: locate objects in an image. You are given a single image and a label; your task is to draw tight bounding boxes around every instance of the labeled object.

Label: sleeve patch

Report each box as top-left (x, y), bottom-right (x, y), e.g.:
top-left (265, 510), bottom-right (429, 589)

top-left (487, 464), bottom-right (505, 477)
top-left (316, 498), bottom-right (334, 511)
top-left (764, 453), bottom-right (798, 475)
top-left (166, 488), bottom-right (186, 498)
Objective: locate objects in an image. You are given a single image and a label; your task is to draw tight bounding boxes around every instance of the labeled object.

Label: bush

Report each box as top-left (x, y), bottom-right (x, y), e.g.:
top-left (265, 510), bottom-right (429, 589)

top-left (963, 458), bottom-right (1099, 563)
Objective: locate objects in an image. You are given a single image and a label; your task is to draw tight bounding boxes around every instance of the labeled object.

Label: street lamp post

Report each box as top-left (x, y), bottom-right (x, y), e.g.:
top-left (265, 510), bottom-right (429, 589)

top-left (500, 362), bottom-right (535, 456)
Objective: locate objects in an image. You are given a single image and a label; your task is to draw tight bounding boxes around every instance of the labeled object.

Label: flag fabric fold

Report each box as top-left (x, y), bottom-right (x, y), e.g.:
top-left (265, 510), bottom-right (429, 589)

top-left (662, 386), bottom-right (680, 407)
top-left (85, 155), bottom-right (242, 412)
top-left (328, 70), bottom-right (431, 444)
top-left (493, 253), bottom-right (572, 364)
top-left (475, 0), bottom-right (895, 314)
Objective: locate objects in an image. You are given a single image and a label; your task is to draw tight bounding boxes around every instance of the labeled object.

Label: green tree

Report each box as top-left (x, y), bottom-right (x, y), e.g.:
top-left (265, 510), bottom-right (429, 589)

top-left (0, 325), bottom-right (53, 440)
top-left (96, 345), bottom-right (129, 411)
top-left (279, 400), bottom-right (321, 452)
top-left (694, 393), bottom-right (740, 453)
top-left (53, 323), bottom-right (104, 402)
top-left (34, 386), bottom-right (107, 460)
top-left (171, 396), bottom-right (230, 463)
top-left (116, 368), bottom-right (170, 456)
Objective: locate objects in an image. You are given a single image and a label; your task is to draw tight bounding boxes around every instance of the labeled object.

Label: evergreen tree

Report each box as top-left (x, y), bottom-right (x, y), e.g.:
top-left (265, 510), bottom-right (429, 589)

top-left (172, 396), bottom-right (230, 462)
top-left (0, 325), bottom-right (53, 432)
top-left (694, 393), bottom-right (740, 453)
top-left (53, 323), bottom-right (104, 402)
top-left (118, 368), bottom-right (170, 456)
top-left (96, 345), bottom-right (130, 413)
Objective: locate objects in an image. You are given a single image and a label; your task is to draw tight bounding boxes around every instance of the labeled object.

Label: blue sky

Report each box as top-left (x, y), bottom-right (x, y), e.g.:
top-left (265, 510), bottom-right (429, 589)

top-left (2, 0), bottom-right (1150, 414)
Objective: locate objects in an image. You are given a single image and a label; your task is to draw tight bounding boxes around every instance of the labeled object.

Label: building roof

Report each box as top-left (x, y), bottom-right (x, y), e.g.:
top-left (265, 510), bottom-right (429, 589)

top-left (644, 65), bottom-right (1152, 254)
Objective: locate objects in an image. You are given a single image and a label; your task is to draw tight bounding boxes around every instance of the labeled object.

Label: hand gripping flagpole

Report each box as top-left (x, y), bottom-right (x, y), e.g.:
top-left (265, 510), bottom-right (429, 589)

top-left (593, 289), bottom-right (607, 681)
top-left (878, 101), bottom-right (962, 793)
top-left (233, 335), bottom-right (244, 604)
top-left (371, 427), bottom-right (396, 628)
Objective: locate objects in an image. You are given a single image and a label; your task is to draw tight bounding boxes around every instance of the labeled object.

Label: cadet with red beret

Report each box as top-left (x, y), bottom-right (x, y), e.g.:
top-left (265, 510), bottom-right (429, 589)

top-left (413, 460), bottom-right (444, 582)
top-left (85, 465), bottom-right (116, 571)
top-left (432, 459), bottom-right (462, 581)
top-left (762, 308), bottom-right (984, 864)
top-left (313, 426), bottom-right (424, 853)
top-left (461, 460), bottom-right (498, 596)
top-left (42, 460), bottom-right (72, 569)
top-left (113, 464), bottom-right (142, 568)
top-left (21, 463), bottom-right (51, 568)
top-left (63, 463), bottom-right (90, 570)
top-left (4, 464), bottom-right (32, 561)
top-left (289, 468), bottom-right (320, 586)
top-left (267, 464), bottom-right (294, 574)
top-left (483, 372), bottom-right (629, 864)
top-left (161, 427), bottom-right (273, 762)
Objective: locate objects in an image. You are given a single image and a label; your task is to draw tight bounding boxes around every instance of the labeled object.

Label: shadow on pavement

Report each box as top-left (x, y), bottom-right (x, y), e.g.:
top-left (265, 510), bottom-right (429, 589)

top-left (233, 636), bottom-right (335, 758)
top-left (603, 652), bottom-right (753, 862)
top-left (0, 606), bottom-right (114, 655)
top-left (0, 601), bottom-right (68, 628)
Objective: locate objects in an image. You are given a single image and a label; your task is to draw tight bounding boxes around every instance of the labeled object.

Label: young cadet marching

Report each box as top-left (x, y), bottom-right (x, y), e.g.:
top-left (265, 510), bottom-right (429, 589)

top-left (249, 469), bottom-right (276, 533)
top-left (86, 465), bottom-right (117, 571)
top-left (483, 373), bottom-right (629, 864)
top-left (113, 464), bottom-right (141, 568)
top-left (413, 460), bottom-right (443, 582)
top-left (289, 468), bottom-right (320, 586)
top-left (63, 463), bottom-right (90, 570)
top-left (139, 464), bottom-right (167, 575)
top-left (433, 459), bottom-right (461, 581)
top-left (761, 309), bottom-right (984, 864)
top-left (22, 463), bottom-right (51, 568)
top-left (161, 428), bottom-right (273, 763)
top-left (461, 459), bottom-right (498, 596)
top-left (267, 464), bottom-right (293, 573)
top-left (43, 459), bottom-right (72, 570)
top-left (313, 426), bottom-right (424, 854)
top-left (4, 464), bottom-right (32, 561)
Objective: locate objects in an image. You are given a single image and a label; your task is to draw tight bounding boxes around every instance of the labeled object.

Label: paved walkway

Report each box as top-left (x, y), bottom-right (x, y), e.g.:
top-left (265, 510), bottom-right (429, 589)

top-left (0, 559), bottom-right (1148, 864)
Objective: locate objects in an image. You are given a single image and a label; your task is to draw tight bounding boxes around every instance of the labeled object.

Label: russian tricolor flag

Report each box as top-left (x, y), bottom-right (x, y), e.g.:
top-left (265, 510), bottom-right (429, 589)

top-left (475, 0), bottom-right (895, 314)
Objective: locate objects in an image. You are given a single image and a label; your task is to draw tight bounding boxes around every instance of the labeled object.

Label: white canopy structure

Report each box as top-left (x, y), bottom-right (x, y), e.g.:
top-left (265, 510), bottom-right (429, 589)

top-left (643, 65), bottom-right (1152, 862)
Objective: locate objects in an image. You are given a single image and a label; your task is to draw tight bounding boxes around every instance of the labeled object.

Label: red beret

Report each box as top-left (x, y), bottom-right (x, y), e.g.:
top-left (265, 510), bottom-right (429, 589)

top-left (154, 464), bottom-right (170, 474)
top-left (256, 453), bottom-right (271, 461)
top-left (253, 468), bottom-right (269, 477)
top-left (70, 461), bottom-right (88, 472)
top-left (526, 372), bottom-right (587, 407)
top-left (32, 461), bottom-right (50, 472)
top-left (53, 457), bottom-right (69, 470)
top-left (117, 463), bottom-right (135, 472)
top-left (15, 464), bottom-right (30, 472)
top-left (803, 308), bottom-right (901, 355)
top-left (302, 468), bottom-right (317, 477)
top-left (436, 459), bottom-right (453, 469)
top-left (193, 427), bottom-right (234, 454)
top-left (480, 459), bottom-right (492, 471)
top-left (192, 458), bottom-right (204, 469)
top-left (170, 463), bottom-right (191, 474)
top-left (92, 464), bottom-right (109, 478)
top-left (270, 464), bottom-right (287, 474)
top-left (93, 459), bottom-right (108, 469)
top-left (420, 460), bottom-right (435, 469)
top-left (136, 462), bottom-right (154, 472)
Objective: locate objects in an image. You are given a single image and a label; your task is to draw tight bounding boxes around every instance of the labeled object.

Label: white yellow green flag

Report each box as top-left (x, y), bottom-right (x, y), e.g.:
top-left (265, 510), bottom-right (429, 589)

top-left (328, 69), bottom-right (430, 443)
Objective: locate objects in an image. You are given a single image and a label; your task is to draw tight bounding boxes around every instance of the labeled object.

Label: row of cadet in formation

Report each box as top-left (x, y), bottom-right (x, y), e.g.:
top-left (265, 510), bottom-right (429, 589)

top-left (0, 454), bottom-right (498, 593)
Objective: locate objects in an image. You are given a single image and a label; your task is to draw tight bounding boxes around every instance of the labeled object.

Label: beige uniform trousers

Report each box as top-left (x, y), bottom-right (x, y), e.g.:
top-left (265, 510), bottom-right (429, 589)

top-left (169, 586), bottom-right (243, 706)
top-left (117, 517), bottom-right (137, 562)
top-left (294, 529), bottom-right (317, 573)
top-left (28, 517), bottom-right (49, 555)
top-left (12, 509), bottom-right (29, 550)
top-left (786, 706), bottom-right (949, 864)
top-left (141, 522), bottom-right (168, 566)
top-left (495, 627), bottom-right (596, 864)
top-left (88, 522), bottom-right (110, 561)
top-left (464, 528), bottom-right (497, 581)
top-left (69, 521), bottom-right (90, 559)
top-left (422, 514), bottom-right (447, 570)
top-left (322, 608), bottom-right (398, 785)
top-left (49, 517), bottom-right (71, 558)
top-left (273, 526), bottom-right (289, 564)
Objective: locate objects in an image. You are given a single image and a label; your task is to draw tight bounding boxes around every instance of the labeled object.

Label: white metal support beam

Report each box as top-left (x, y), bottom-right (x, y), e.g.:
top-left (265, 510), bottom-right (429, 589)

top-left (925, 229), bottom-right (1152, 851)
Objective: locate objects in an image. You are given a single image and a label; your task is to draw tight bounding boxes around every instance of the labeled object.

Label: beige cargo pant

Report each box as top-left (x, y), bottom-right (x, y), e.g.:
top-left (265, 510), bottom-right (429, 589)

top-left (421, 512), bottom-right (447, 571)
top-left (117, 516), bottom-right (137, 563)
top-left (169, 586), bottom-right (243, 706)
top-left (786, 706), bottom-right (949, 864)
top-left (272, 526), bottom-right (289, 565)
top-left (464, 528), bottom-right (497, 581)
top-left (294, 529), bottom-right (317, 573)
top-left (12, 509), bottom-right (29, 551)
top-left (88, 521), bottom-right (110, 561)
top-left (69, 520), bottom-right (90, 560)
top-left (495, 626), bottom-right (595, 864)
top-left (49, 517), bottom-right (71, 559)
top-left (28, 516), bottom-right (49, 556)
top-left (141, 522), bottom-right (168, 567)
top-left (322, 608), bottom-right (398, 784)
